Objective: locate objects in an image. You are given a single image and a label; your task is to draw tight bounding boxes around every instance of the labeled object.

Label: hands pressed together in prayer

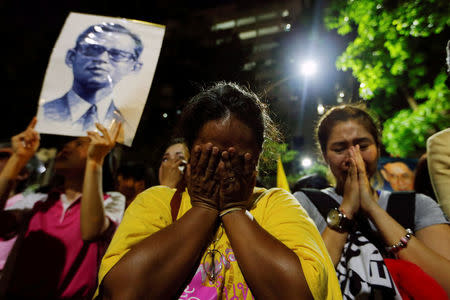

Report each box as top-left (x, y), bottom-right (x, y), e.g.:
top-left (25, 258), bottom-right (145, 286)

top-left (340, 145), bottom-right (378, 219)
top-left (186, 143), bottom-right (257, 214)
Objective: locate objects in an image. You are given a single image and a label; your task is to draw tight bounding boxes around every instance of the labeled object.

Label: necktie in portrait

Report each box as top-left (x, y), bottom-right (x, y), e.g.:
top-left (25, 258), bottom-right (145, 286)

top-left (78, 104), bottom-right (99, 131)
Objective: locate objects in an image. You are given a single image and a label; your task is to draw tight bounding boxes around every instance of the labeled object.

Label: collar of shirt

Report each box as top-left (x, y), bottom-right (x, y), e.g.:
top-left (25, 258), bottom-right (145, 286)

top-left (67, 90), bottom-right (113, 124)
top-left (60, 192), bottom-right (82, 214)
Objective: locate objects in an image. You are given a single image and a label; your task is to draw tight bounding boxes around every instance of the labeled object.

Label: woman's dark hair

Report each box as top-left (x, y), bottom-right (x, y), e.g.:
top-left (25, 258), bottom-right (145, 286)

top-left (163, 137), bottom-right (187, 155)
top-left (177, 82), bottom-right (280, 153)
top-left (316, 104), bottom-right (381, 156)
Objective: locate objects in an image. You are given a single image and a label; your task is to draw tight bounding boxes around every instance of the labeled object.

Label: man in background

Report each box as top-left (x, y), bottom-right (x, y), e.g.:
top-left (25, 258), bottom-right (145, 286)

top-left (381, 161), bottom-right (415, 191)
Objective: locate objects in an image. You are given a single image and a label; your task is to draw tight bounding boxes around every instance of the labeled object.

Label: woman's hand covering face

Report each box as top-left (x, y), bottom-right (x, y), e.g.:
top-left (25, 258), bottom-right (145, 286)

top-left (159, 158), bottom-right (186, 188)
top-left (218, 147), bottom-right (257, 210)
top-left (186, 143), bottom-right (257, 212)
top-left (186, 143), bottom-right (221, 211)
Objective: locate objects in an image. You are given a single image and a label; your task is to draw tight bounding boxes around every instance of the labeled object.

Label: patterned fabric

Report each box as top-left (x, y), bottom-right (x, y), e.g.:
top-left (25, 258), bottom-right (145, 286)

top-left (337, 230), bottom-right (400, 299)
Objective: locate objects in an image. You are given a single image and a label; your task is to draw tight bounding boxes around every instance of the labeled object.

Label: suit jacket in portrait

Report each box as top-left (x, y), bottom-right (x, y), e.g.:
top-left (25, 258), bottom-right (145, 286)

top-left (42, 92), bottom-right (125, 132)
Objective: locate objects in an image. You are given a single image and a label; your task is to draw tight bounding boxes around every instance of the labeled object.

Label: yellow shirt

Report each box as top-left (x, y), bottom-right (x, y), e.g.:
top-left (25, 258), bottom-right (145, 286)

top-left (95, 186), bottom-right (342, 299)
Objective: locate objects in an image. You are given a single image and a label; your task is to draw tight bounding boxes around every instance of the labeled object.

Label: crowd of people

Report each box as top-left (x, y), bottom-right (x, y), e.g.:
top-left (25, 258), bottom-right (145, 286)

top-left (0, 49), bottom-right (449, 300)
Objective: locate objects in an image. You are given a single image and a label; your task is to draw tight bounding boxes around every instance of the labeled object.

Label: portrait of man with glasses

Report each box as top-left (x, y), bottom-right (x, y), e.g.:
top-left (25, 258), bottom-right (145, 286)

top-left (41, 22), bottom-right (143, 131)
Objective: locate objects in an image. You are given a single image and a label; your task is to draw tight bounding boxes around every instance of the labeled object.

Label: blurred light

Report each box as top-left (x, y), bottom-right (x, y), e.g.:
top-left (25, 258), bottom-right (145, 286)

top-left (317, 104), bottom-right (325, 115)
top-left (299, 60), bottom-right (317, 77)
top-left (176, 109), bottom-right (181, 115)
top-left (285, 24), bottom-right (291, 31)
top-left (301, 157), bottom-right (312, 168)
top-left (360, 82), bottom-right (366, 88)
top-left (162, 113), bottom-right (168, 118)
top-left (38, 165), bottom-right (46, 174)
top-left (337, 97), bottom-right (343, 103)
top-left (339, 92), bottom-right (345, 98)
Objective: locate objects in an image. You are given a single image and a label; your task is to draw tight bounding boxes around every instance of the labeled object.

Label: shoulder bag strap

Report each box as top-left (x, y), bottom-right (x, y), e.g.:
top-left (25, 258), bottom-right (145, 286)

top-left (386, 191), bottom-right (416, 230)
top-left (300, 188), bottom-right (340, 219)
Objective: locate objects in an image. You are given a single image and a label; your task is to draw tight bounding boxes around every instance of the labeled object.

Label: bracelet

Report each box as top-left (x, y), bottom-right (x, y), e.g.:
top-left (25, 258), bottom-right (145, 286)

top-left (386, 228), bottom-right (414, 253)
top-left (219, 207), bottom-right (244, 218)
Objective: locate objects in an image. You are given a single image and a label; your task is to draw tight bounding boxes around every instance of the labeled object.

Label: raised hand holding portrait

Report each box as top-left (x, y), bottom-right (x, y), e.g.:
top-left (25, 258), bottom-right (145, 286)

top-left (36, 12), bottom-right (165, 146)
top-left (11, 117), bottom-right (40, 161)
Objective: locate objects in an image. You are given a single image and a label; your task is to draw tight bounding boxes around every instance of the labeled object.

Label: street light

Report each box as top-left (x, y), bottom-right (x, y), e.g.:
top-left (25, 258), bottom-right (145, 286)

top-left (299, 60), bottom-right (318, 77)
top-left (317, 104), bottom-right (325, 115)
top-left (301, 157), bottom-right (312, 168)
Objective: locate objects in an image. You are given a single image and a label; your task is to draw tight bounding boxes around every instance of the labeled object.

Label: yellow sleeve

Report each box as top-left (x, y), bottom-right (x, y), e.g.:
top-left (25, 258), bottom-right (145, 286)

top-left (252, 188), bottom-right (342, 300)
top-left (93, 186), bottom-right (175, 299)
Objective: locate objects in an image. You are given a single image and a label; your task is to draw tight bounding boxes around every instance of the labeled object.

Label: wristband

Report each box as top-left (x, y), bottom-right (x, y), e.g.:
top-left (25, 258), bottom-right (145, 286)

top-left (386, 228), bottom-right (414, 253)
top-left (219, 207), bottom-right (244, 218)
top-left (219, 208), bottom-right (254, 221)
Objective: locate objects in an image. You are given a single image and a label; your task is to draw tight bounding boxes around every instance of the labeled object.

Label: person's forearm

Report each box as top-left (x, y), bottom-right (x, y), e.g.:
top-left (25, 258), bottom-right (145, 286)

top-left (366, 204), bottom-right (450, 296)
top-left (0, 154), bottom-right (28, 210)
top-left (81, 159), bottom-right (109, 241)
top-left (221, 210), bottom-right (313, 300)
top-left (103, 206), bottom-right (219, 300)
top-left (321, 227), bottom-right (348, 267)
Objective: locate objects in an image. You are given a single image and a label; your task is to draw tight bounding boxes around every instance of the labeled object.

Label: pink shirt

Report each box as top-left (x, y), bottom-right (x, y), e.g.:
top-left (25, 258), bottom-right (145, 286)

top-left (0, 193), bottom-right (47, 269)
top-left (5, 191), bottom-right (124, 299)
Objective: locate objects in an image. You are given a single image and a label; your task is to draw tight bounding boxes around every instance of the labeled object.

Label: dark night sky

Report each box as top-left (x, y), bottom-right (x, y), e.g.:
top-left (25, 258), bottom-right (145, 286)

top-left (1, 0), bottom-right (348, 175)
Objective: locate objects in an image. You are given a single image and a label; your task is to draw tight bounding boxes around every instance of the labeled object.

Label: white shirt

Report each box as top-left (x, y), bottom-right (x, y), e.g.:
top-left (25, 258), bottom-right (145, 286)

top-left (66, 90), bottom-right (115, 131)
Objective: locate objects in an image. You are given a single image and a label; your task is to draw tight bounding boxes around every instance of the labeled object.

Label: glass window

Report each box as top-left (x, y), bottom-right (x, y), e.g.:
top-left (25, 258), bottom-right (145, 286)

top-left (258, 25), bottom-right (281, 36)
top-left (211, 20), bottom-right (236, 31)
top-left (237, 16), bottom-right (256, 27)
top-left (243, 61), bottom-right (257, 71)
top-left (257, 12), bottom-right (277, 21)
top-left (239, 30), bottom-right (257, 40)
top-left (253, 42), bottom-right (279, 52)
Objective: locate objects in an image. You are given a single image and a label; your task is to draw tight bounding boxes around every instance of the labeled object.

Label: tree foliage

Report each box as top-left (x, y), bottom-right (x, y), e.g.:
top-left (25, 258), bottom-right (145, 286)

top-left (325, 0), bottom-right (450, 157)
top-left (258, 141), bottom-right (299, 188)
top-left (382, 72), bottom-right (450, 157)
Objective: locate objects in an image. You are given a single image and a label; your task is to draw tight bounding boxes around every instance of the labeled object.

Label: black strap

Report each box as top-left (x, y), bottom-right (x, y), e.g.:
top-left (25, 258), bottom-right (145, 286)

top-left (300, 188), bottom-right (339, 219)
top-left (386, 192), bottom-right (415, 230)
